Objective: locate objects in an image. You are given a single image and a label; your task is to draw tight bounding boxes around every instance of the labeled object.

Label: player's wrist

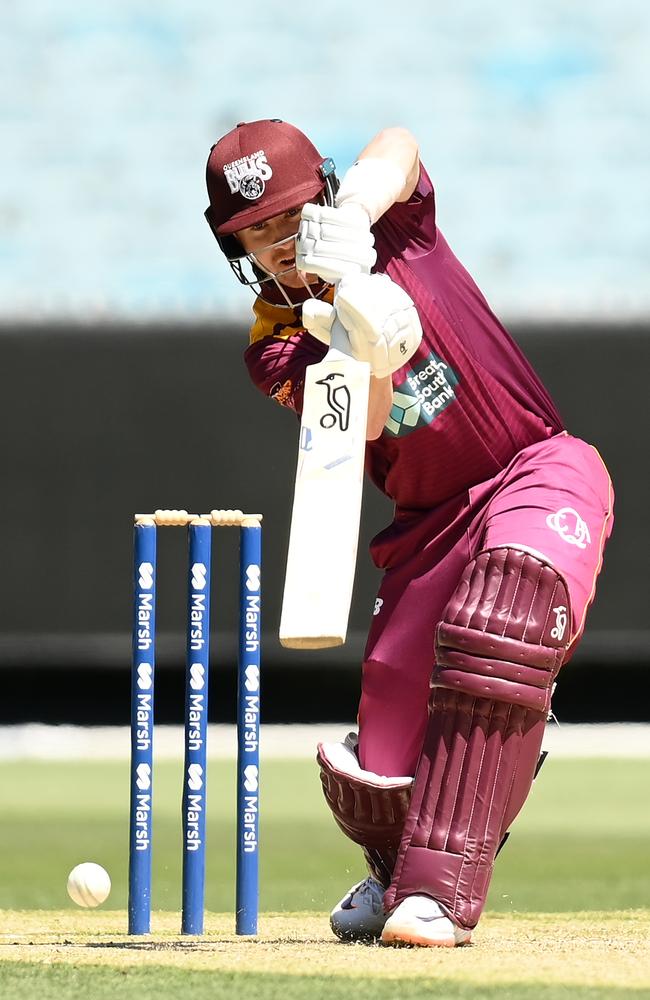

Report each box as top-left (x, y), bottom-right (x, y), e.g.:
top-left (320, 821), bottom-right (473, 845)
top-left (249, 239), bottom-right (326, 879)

top-left (336, 158), bottom-right (408, 224)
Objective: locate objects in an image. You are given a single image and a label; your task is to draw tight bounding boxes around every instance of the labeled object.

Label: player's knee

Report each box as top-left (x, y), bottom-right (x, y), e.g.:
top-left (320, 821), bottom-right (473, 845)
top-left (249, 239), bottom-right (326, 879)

top-left (433, 547), bottom-right (571, 714)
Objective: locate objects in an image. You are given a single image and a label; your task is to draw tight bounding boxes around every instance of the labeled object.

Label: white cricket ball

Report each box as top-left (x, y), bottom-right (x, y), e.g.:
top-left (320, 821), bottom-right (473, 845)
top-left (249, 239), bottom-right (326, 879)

top-left (66, 862), bottom-right (112, 908)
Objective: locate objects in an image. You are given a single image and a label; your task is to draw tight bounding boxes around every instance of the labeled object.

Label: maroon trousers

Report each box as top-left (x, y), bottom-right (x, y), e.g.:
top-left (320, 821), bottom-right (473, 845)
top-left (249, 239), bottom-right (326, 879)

top-left (359, 434), bottom-right (614, 926)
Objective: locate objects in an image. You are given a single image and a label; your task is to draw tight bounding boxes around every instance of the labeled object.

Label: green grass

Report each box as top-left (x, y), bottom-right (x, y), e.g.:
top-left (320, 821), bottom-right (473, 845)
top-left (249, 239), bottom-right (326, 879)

top-left (2, 963), bottom-right (648, 1000)
top-left (3, 754), bottom-right (647, 998)
top-left (0, 757), bottom-right (647, 914)
top-left (2, 910), bottom-right (649, 999)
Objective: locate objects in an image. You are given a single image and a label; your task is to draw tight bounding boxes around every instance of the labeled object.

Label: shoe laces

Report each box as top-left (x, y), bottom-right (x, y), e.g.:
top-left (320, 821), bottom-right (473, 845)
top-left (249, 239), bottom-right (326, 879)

top-left (354, 877), bottom-right (384, 914)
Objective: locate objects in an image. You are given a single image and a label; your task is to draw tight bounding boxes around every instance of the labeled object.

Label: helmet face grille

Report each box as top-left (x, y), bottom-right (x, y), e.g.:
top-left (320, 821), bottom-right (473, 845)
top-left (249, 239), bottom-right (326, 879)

top-left (207, 162), bottom-right (338, 307)
top-left (225, 227), bottom-right (332, 308)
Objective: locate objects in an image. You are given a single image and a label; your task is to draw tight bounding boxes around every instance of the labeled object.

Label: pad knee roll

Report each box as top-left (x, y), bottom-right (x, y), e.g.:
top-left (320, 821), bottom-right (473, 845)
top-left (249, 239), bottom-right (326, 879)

top-left (317, 735), bottom-right (412, 886)
top-left (433, 547), bottom-right (571, 713)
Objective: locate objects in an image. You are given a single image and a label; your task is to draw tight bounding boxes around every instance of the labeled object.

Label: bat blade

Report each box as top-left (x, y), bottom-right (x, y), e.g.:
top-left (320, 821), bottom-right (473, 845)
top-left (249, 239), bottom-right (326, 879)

top-left (279, 339), bottom-right (370, 649)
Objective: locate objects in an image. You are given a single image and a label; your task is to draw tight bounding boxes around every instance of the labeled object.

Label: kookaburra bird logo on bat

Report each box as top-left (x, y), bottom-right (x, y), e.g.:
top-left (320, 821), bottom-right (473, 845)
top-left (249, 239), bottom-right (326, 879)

top-left (316, 372), bottom-right (351, 431)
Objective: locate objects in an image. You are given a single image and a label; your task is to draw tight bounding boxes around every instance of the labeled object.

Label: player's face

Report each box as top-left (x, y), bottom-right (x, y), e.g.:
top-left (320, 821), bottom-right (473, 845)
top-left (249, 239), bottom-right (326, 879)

top-left (236, 206), bottom-right (317, 288)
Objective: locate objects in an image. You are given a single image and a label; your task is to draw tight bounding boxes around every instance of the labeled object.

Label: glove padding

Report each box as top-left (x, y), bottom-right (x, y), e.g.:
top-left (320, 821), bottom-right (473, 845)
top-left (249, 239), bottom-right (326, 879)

top-left (296, 203), bottom-right (377, 283)
top-left (301, 298), bottom-right (338, 346)
top-left (336, 273), bottom-right (422, 378)
top-left (301, 274), bottom-right (422, 379)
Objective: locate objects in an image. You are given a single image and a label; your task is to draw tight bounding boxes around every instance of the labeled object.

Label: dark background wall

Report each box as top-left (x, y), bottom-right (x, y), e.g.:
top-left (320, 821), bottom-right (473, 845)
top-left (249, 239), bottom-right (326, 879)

top-left (0, 322), bottom-right (647, 723)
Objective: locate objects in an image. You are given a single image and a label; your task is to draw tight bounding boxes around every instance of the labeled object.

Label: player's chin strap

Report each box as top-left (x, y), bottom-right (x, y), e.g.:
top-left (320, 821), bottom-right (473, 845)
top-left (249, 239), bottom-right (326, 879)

top-left (249, 248), bottom-right (332, 308)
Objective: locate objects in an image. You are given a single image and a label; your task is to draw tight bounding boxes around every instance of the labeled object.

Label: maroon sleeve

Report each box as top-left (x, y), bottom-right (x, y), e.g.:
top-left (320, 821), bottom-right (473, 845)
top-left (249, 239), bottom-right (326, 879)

top-left (243, 330), bottom-right (327, 415)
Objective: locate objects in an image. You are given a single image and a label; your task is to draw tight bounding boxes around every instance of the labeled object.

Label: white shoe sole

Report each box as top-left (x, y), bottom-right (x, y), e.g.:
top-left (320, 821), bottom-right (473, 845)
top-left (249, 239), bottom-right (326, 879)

top-left (381, 925), bottom-right (471, 948)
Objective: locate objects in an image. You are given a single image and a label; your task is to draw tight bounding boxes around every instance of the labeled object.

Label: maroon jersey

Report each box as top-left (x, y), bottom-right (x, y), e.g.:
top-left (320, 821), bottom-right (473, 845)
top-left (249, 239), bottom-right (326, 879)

top-left (245, 165), bottom-right (564, 511)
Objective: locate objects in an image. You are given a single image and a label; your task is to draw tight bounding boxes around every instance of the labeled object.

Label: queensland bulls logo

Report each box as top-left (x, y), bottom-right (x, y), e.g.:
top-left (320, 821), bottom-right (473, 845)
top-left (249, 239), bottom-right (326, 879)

top-left (223, 150), bottom-right (273, 201)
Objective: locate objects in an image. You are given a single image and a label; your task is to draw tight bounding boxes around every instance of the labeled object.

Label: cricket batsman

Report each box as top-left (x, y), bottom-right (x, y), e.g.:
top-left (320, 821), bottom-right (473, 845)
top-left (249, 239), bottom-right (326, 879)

top-left (204, 119), bottom-right (614, 947)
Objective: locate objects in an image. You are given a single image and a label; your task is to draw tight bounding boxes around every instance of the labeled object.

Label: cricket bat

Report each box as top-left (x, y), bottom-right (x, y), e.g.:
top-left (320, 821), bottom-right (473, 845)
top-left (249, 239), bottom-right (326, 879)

top-left (279, 321), bottom-right (370, 648)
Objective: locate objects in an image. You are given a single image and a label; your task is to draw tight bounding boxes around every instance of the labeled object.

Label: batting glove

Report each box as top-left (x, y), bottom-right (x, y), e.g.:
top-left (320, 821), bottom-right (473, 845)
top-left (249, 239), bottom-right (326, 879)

top-left (301, 297), bottom-right (351, 350)
top-left (302, 275), bottom-right (422, 379)
top-left (296, 203), bottom-right (377, 284)
top-left (334, 273), bottom-right (422, 378)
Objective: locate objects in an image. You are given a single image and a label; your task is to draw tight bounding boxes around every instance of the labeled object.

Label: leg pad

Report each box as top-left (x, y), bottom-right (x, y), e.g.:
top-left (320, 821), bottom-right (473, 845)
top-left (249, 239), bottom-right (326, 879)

top-left (318, 735), bottom-right (412, 887)
top-left (385, 548), bottom-right (571, 927)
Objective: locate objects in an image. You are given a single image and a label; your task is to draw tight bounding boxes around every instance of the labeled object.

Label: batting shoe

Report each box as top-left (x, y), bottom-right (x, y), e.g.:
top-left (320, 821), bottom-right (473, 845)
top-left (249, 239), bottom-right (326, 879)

top-left (329, 876), bottom-right (387, 942)
top-left (381, 895), bottom-right (472, 948)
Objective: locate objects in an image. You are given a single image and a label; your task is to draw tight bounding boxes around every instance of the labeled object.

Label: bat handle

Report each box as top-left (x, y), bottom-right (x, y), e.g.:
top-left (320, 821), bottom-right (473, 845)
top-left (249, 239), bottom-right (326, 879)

top-left (329, 311), bottom-right (354, 358)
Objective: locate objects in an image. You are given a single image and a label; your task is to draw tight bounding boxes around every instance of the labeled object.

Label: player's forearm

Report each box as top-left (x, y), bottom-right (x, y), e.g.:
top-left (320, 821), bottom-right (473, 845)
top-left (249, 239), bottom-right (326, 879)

top-left (355, 127), bottom-right (420, 204)
top-left (366, 375), bottom-right (393, 441)
top-left (334, 133), bottom-right (419, 223)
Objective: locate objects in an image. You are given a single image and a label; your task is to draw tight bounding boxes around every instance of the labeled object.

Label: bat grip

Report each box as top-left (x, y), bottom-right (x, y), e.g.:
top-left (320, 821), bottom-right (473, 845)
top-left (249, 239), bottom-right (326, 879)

top-left (329, 322), bottom-right (349, 357)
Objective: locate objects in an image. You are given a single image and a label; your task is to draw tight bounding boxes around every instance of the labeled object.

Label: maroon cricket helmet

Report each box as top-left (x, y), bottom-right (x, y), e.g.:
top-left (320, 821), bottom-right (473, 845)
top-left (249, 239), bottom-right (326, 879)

top-left (205, 119), bottom-right (335, 236)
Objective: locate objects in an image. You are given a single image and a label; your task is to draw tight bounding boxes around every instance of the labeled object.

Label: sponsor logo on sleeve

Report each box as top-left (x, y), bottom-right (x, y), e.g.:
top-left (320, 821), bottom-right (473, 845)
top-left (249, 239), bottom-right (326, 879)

top-left (385, 351), bottom-right (459, 437)
top-left (270, 379), bottom-right (295, 407)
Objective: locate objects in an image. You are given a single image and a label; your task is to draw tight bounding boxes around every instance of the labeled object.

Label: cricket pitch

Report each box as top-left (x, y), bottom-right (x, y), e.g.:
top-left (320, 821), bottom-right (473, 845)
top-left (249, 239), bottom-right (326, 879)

top-left (1, 909), bottom-right (649, 995)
